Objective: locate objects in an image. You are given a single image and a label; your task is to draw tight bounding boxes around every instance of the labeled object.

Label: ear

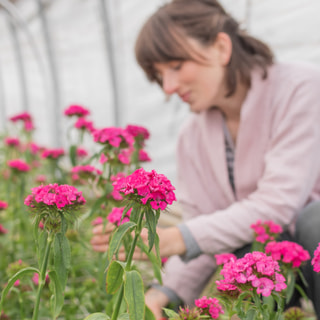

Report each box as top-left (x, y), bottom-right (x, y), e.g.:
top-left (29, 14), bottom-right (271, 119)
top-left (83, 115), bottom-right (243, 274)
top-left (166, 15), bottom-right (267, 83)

top-left (214, 32), bottom-right (232, 66)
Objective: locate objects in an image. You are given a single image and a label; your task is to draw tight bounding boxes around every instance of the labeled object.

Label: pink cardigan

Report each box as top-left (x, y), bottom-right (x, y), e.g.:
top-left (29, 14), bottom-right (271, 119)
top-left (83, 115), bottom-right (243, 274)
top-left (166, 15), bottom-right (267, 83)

top-left (162, 62), bottom-right (320, 305)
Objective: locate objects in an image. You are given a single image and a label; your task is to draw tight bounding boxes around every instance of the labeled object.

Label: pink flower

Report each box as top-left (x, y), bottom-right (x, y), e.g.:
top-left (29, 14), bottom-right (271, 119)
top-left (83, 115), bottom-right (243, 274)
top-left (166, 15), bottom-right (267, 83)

top-left (35, 175), bottom-right (47, 183)
top-left (64, 104), bottom-right (90, 117)
top-left (24, 120), bottom-right (35, 131)
top-left (99, 153), bottom-right (108, 164)
top-left (195, 296), bottom-right (224, 319)
top-left (41, 148), bottom-right (65, 159)
top-left (312, 243), bottom-right (320, 273)
top-left (7, 159), bottom-right (30, 172)
top-left (112, 168), bottom-right (176, 210)
top-left (9, 112), bottom-right (32, 122)
top-left (251, 220), bottom-right (283, 244)
top-left (28, 142), bottom-right (41, 155)
top-left (24, 183), bottom-right (86, 210)
top-left (252, 277), bottom-right (274, 297)
top-left (32, 272), bottom-right (50, 286)
top-left (107, 207), bottom-right (132, 226)
top-left (71, 165), bottom-right (102, 176)
top-left (125, 124), bottom-right (150, 140)
top-left (118, 149), bottom-right (132, 164)
top-left (76, 147), bottom-right (88, 158)
top-left (0, 224), bottom-right (8, 235)
top-left (74, 118), bottom-right (95, 132)
top-left (4, 137), bottom-right (20, 147)
top-left (215, 253), bottom-right (237, 266)
top-left (138, 149), bottom-right (151, 162)
top-left (265, 241), bottom-right (310, 268)
top-left (93, 127), bottom-right (134, 148)
top-left (0, 200), bottom-right (8, 210)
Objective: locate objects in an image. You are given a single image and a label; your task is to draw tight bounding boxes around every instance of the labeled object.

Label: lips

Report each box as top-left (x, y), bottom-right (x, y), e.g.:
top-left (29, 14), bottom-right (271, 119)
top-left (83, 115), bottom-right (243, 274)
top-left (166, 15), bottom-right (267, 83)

top-left (180, 91), bottom-right (191, 102)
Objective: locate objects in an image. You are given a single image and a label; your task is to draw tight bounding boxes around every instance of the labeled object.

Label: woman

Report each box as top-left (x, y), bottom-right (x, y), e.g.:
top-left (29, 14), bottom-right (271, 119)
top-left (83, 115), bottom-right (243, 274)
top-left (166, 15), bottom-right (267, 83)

top-left (91, 0), bottom-right (320, 318)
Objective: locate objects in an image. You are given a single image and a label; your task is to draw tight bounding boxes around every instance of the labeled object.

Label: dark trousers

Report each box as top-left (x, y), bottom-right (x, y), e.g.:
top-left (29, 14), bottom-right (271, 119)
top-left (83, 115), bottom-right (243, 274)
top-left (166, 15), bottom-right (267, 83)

top-left (233, 201), bottom-right (320, 319)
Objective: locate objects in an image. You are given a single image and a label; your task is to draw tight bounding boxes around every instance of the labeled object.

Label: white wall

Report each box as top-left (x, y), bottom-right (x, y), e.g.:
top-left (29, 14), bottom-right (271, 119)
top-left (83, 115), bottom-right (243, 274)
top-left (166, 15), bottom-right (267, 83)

top-left (0, 0), bottom-right (319, 183)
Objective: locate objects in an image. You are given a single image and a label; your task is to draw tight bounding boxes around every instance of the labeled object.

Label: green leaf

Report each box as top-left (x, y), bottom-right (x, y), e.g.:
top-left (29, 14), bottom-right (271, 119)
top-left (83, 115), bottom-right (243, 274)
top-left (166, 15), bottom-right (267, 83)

top-left (244, 309), bottom-right (257, 320)
top-left (124, 270), bottom-right (145, 320)
top-left (118, 313), bottom-right (130, 320)
top-left (145, 208), bottom-right (157, 252)
top-left (162, 307), bottom-right (179, 319)
top-left (37, 230), bottom-right (48, 269)
top-left (49, 270), bottom-right (64, 319)
top-left (53, 233), bottom-right (71, 290)
top-left (107, 222), bottom-right (136, 266)
top-left (106, 261), bottom-right (125, 294)
top-left (84, 313), bottom-right (111, 320)
top-left (69, 144), bottom-right (77, 167)
top-left (145, 305), bottom-right (156, 320)
top-left (129, 203), bottom-right (141, 224)
top-left (285, 269), bottom-right (296, 304)
top-left (0, 267), bottom-right (39, 311)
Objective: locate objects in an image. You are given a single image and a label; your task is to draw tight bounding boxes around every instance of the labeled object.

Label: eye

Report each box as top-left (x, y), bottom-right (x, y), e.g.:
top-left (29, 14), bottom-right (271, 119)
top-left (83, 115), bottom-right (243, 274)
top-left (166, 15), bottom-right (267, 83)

top-left (171, 61), bottom-right (183, 71)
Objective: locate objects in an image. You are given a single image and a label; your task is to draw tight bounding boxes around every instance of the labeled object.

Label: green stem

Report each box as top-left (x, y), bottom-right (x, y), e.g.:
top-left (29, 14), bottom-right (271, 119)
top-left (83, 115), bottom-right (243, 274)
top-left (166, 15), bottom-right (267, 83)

top-left (110, 209), bottom-right (144, 320)
top-left (32, 232), bottom-right (53, 320)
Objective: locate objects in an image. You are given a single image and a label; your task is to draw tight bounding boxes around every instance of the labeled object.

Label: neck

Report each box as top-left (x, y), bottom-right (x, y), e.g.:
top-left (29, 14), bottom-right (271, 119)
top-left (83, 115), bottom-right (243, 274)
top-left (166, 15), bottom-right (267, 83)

top-left (217, 81), bottom-right (249, 121)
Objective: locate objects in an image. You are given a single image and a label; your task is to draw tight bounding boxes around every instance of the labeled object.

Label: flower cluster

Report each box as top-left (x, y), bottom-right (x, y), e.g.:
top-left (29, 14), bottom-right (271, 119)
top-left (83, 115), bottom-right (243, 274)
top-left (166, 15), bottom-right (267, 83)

top-left (216, 251), bottom-right (287, 297)
top-left (74, 118), bottom-right (95, 132)
top-left (4, 137), bottom-right (20, 147)
top-left (7, 159), bottom-right (30, 172)
top-left (64, 104), bottom-right (90, 117)
top-left (215, 253), bottom-right (237, 266)
top-left (175, 306), bottom-right (201, 320)
top-left (125, 124), bottom-right (150, 140)
top-left (71, 165), bottom-right (102, 181)
top-left (93, 127), bottom-right (134, 148)
top-left (112, 168), bottom-right (176, 210)
top-left (312, 243), bottom-right (320, 273)
top-left (265, 241), bottom-right (310, 268)
top-left (24, 184), bottom-right (86, 210)
top-left (138, 149), bottom-right (151, 162)
top-left (250, 220), bottom-right (283, 243)
top-left (41, 148), bottom-right (65, 159)
top-left (194, 296), bottom-right (224, 319)
top-left (9, 112), bottom-right (34, 131)
top-left (76, 147), bottom-right (88, 158)
top-left (0, 200), bottom-right (8, 210)
top-left (107, 207), bottom-right (132, 226)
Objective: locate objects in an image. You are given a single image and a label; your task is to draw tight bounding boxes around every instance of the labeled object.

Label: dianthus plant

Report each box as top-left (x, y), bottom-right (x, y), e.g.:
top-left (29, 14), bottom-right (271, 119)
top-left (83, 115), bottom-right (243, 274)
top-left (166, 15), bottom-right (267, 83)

top-left (0, 183), bottom-right (86, 320)
top-left (85, 168), bottom-right (176, 320)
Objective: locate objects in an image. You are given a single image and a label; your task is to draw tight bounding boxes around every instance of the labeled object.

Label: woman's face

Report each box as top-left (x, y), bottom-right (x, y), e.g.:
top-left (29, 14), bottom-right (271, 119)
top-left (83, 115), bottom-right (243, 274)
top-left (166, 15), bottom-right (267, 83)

top-left (153, 37), bottom-right (229, 113)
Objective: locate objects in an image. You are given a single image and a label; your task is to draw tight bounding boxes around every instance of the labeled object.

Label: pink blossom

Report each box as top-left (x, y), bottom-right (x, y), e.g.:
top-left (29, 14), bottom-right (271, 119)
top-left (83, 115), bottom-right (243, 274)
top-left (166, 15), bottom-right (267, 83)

top-left (107, 207), bottom-right (132, 226)
top-left (9, 112), bottom-right (32, 122)
top-left (7, 159), bottom-right (30, 172)
top-left (251, 220), bottom-right (283, 244)
top-left (76, 147), bottom-right (88, 158)
top-left (4, 137), bottom-right (20, 147)
top-left (14, 280), bottom-right (20, 287)
top-left (24, 120), bottom-right (35, 131)
top-left (24, 183), bottom-right (86, 210)
top-left (35, 175), bottom-right (47, 183)
top-left (125, 124), bottom-right (150, 140)
top-left (195, 296), bottom-right (224, 319)
top-left (71, 165), bottom-right (102, 176)
top-left (28, 142), bottom-right (41, 155)
top-left (311, 243), bottom-right (320, 273)
top-left (64, 104), bottom-right (90, 117)
top-left (252, 277), bottom-right (274, 297)
top-left (99, 153), bottom-right (108, 164)
top-left (118, 149), bottom-right (132, 164)
top-left (0, 224), bottom-right (8, 235)
top-left (109, 173), bottom-right (126, 201)
top-left (265, 241), bottom-right (310, 268)
top-left (138, 149), bottom-right (151, 162)
top-left (41, 148), bottom-right (65, 159)
top-left (74, 117), bottom-right (95, 132)
top-left (32, 272), bottom-right (50, 285)
top-left (0, 200), bottom-right (8, 210)
top-left (93, 127), bottom-right (134, 148)
top-left (112, 168), bottom-right (176, 210)
top-left (215, 253), bottom-right (237, 266)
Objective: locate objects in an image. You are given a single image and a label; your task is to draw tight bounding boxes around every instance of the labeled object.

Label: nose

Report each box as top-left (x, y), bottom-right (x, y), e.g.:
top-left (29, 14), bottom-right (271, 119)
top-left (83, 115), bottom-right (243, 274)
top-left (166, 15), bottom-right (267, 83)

top-left (162, 72), bottom-right (179, 95)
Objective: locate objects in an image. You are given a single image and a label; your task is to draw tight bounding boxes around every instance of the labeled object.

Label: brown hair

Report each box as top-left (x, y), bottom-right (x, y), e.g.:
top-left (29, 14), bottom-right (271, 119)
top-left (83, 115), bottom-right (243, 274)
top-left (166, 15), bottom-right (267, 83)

top-left (135, 0), bottom-right (274, 97)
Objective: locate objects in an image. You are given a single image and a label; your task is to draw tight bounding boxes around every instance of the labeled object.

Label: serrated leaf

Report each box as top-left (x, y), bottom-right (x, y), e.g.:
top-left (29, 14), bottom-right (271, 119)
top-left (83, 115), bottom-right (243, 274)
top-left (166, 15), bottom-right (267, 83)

top-left (49, 270), bottom-right (64, 319)
top-left (37, 230), bottom-right (48, 268)
top-left (124, 270), bottom-right (145, 320)
top-left (107, 222), bottom-right (136, 267)
top-left (53, 233), bottom-right (71, 290)
top-left (106, 261), bottom-right (125, 294)
top-left (285, 269), bottom-right (296, 304)
top-left (145, 208), bottom-right (156, 252)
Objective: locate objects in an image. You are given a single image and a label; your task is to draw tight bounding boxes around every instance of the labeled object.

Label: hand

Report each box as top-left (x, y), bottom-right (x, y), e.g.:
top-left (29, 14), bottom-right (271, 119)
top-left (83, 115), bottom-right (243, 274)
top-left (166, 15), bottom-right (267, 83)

top-left (90, 223), bottom-right (187, 260)
top-left (145, 287), bottom-right (169, 320)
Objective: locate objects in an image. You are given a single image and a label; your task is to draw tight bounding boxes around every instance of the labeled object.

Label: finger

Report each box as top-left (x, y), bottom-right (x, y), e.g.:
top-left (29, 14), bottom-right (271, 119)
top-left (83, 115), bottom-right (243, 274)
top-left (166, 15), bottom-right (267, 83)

top-left (92, 223), bottom-right (115, 235)
top-left (91, 243), bottom-right (108, 252)
top-left (90, 234), bottom-right (110, 245)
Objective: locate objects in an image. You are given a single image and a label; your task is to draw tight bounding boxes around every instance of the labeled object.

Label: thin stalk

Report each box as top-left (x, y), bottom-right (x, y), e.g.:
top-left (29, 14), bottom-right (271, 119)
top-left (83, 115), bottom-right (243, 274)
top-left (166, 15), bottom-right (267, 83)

top-left (110, 209), bottom-right (144, 320)
top-left (32, 232), bottom-right (53, 320)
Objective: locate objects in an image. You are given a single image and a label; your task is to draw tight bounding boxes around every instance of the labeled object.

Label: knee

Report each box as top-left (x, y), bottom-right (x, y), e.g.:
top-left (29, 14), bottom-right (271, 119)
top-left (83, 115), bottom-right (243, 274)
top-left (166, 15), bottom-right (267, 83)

top-left (295, 201), bottom-right (320, 250)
